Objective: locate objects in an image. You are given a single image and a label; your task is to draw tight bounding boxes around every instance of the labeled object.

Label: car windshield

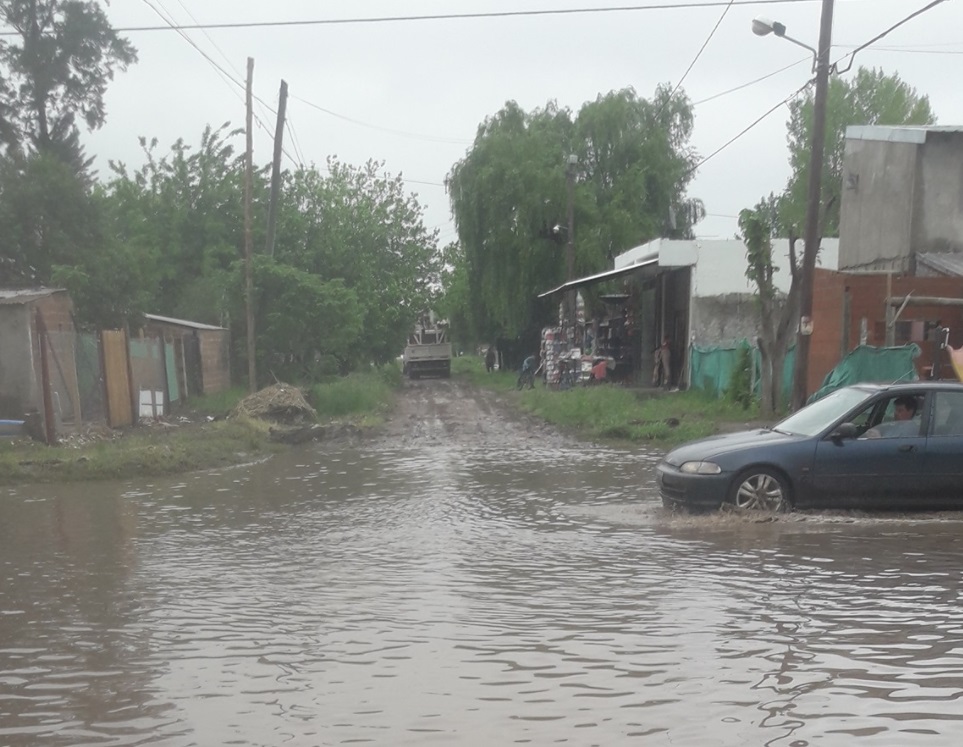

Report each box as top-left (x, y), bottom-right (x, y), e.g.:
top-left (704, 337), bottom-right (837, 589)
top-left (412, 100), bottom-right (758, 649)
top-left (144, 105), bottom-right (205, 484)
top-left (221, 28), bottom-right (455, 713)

top-left (773, 387), bottom-right (877, 437)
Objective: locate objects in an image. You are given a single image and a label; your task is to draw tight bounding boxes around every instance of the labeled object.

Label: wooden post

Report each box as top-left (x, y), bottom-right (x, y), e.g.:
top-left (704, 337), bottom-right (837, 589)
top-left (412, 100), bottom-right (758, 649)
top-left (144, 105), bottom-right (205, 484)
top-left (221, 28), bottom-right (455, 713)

top-left (98, 329), bottom-right (112, 427)
top-left (244, 57), bottom-right (257, 393)
top-left (265, 79), bottom-right (288, 257)
top-left (158, 336), bottom-right (171, 416)
top-left (35, 310), bottom-right (57, 445)
top-left (123, 325), bottom-right (137, 424)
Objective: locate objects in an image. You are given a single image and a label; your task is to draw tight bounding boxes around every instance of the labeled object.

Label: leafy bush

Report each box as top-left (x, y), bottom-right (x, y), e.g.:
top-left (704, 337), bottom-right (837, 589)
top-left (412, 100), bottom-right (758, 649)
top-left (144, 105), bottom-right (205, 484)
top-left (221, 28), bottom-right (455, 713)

top-left (725, 345), bottom-right (755, 410)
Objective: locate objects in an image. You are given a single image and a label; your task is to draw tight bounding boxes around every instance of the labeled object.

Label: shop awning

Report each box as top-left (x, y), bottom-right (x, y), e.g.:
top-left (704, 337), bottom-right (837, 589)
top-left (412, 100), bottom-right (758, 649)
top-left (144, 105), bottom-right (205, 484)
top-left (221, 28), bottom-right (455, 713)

top-left (536, 257), bottom-right (659, 298)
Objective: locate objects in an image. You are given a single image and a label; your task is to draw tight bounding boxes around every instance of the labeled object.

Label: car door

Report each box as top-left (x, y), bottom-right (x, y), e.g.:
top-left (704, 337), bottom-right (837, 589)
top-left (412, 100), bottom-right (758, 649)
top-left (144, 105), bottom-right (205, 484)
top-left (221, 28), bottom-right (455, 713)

top-left (809, 392), bottom-right (929, 509)
top-left (923, 390), bottom-right (963, 507)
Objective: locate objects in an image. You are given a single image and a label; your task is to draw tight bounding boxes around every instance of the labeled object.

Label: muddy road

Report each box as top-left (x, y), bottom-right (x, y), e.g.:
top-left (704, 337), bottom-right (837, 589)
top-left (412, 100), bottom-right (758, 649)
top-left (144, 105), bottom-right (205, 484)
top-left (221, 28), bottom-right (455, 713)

top-left (2, 378), bottom-right (963, 745)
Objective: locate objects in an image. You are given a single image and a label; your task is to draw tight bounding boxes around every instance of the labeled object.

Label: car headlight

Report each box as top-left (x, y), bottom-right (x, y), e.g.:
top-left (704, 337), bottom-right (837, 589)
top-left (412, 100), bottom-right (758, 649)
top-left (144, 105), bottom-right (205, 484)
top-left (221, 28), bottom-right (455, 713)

top-left (679, 461), bottom-right (722, 475)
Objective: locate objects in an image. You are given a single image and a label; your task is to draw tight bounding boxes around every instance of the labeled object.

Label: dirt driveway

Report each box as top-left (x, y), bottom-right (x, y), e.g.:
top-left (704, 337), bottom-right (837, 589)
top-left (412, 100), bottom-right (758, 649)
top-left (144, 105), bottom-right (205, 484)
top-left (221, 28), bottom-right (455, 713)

top-left (376, 377), bottom-right (571, 450)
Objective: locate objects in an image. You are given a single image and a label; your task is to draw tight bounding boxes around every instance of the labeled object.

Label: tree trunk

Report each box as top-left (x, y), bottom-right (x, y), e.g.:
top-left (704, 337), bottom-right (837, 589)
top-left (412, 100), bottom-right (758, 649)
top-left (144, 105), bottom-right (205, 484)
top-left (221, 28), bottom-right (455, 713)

top-left (757, 336), bottom-right (775, 418)
top-left (770, 346), bottom-right (787, 414)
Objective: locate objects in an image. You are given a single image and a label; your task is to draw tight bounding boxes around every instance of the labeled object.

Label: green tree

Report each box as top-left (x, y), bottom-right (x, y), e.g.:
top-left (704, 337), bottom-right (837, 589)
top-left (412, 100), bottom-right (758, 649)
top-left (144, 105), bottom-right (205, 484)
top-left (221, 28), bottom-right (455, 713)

top-left (0, 0), bottom-right (137, 159)
top-left (233, 257), bottom-right (363, 382)
top-left (0, 149), bottom-right (101, 285)
top-left (739, 196), bottom-right (799, 417)
top-left (274, 158), bottom-right (441, 366)
top-left (101, 127), bottom-right (438, 375)
top-left (0, 0), bottom-right (135, 290)
top-left (102, 125), bottom-right (257, 324)
top-left (782, 67), bottom-right (935, 236)
top-left (446, 87), bottom-right (699, 341)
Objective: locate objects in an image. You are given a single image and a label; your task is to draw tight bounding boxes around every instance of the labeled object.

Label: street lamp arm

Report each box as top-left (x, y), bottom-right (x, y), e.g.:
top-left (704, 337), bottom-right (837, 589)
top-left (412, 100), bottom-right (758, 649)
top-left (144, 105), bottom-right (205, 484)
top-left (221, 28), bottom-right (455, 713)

top-left (779, 33), bottom-right (818, 70)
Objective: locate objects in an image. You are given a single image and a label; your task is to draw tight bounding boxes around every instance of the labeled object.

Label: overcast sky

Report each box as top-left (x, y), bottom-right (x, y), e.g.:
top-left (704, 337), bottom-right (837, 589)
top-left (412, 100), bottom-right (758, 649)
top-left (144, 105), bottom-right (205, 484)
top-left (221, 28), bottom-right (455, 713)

top-left (81, 0), bottom-right (963, 251)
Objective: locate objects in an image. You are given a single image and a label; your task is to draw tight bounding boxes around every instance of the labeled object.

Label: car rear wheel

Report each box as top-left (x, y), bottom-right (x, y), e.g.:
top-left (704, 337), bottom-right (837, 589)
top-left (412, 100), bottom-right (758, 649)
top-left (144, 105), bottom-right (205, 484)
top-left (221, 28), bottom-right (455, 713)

top-left (728, 468), bottom-right (791, 512)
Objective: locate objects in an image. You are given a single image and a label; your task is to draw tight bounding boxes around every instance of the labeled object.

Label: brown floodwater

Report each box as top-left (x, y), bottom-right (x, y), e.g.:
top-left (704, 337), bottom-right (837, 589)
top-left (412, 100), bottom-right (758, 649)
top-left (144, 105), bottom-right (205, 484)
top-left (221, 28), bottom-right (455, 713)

top-left (2, 425), bottom-right (963, 746)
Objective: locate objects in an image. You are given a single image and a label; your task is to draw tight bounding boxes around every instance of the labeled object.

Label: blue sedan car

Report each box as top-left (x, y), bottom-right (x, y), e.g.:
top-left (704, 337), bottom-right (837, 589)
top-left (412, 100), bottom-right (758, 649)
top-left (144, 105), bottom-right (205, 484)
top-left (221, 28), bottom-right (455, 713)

top-left (658, 381), bottom-right (963, 513)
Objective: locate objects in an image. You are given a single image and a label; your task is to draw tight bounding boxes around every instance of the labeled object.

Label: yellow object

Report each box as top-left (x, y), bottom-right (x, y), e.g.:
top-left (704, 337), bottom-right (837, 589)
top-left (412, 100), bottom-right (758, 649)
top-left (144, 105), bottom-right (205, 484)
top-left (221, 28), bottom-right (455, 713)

top-left (947, 345), bottom-right (963, 381)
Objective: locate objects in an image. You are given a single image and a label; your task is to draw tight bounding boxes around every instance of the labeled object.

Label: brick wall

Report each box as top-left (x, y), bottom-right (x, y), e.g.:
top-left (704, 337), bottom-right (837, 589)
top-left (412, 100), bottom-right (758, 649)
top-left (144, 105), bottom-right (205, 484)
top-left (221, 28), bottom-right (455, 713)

top-left (810, 270), bottom-right (963, 390)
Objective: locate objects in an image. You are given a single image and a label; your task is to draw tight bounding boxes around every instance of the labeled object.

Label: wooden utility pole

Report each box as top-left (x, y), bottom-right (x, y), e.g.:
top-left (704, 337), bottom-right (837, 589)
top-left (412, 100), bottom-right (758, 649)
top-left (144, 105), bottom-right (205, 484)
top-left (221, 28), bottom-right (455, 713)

top-left (565, 154), bottom-right (577, 328)
top-left (265, 79), bottom-right (288, 257)
top-left (790, 0), bottom-right (835, 410)
top-left (244, 57), bottom-right (257, 393)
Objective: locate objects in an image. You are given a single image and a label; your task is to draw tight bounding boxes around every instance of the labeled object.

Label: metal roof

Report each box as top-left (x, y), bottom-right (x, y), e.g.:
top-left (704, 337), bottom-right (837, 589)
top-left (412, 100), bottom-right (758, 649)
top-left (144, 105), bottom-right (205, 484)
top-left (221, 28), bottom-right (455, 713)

top-left (0, 287), bottom-right (66, 305)
top-left (144, 313), bottom-right (226, 331)
top-left (537, 258), bottom-right (659, 298)
top-left (846, 125), bottom-right (963, 145)
top-left (916, 252), bottom-right (963, 278)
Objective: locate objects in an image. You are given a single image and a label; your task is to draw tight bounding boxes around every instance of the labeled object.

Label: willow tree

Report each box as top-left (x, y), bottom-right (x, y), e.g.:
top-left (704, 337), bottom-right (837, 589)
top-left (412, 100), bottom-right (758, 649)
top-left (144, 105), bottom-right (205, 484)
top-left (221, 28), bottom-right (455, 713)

top-left (446, 86), bottom-right (699, 340)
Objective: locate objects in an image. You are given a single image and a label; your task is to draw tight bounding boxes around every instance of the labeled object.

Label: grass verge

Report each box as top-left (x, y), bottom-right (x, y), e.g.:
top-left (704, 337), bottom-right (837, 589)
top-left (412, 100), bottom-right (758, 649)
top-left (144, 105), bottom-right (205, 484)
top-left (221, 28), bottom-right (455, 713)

top-left (0, 365), bottom-right (404, 486)
top-left (0, 416), bottom-right (276, 486)
top-left (309, 365), bottom-right (402, 425)
top-left (453, 354), bottom-right (763, 447)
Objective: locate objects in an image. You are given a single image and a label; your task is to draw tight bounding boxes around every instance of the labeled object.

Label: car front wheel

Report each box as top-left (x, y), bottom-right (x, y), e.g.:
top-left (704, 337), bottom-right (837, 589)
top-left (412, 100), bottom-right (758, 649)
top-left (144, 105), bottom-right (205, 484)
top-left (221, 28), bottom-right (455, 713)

top-left (727, 468), bottom-right (791, 512)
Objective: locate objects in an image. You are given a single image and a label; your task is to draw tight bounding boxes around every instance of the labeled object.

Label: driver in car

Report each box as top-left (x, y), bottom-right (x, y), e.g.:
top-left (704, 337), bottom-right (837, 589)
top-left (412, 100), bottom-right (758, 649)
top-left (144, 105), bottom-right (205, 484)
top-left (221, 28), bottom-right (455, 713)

top-left (865, 395), bottom-right (920, 438)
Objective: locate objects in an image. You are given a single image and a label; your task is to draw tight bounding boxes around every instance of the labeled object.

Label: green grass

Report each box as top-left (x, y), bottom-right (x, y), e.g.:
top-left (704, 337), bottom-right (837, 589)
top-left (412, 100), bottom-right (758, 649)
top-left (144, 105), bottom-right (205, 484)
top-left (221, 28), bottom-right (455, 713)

top-left (183, 386), bottom-right (248, 417)
top-left (454, 354), bottom-right (763, 446)
top-left (309, 364), bottom-right (402, 423)
top-left (451, 354), bottom-right (519, 392)
top-left (0, 417), bottom-right (277, 485)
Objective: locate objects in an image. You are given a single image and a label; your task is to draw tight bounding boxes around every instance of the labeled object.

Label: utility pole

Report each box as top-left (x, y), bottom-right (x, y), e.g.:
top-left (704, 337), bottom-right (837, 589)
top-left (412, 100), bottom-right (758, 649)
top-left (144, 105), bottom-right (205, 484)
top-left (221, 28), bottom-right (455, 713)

top-left (265, 79), bottom-right (288, 257)
top-left (565, 154), bottom-right (577, 329)
top-left (244, 57), bottom-right (257, 393)
top-left (791, 0), bottom-right (835, 410)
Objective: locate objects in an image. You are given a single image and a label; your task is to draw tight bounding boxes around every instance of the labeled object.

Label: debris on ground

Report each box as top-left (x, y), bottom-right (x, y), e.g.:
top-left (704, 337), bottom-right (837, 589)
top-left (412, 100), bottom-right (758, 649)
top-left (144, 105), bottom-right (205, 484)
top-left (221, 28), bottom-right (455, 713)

top-left (231, 383), bottom-right (318, 424)
top-left (55, 423), bottom-right (121, 449)
top-left (268, 422), bottom-right (366, 445)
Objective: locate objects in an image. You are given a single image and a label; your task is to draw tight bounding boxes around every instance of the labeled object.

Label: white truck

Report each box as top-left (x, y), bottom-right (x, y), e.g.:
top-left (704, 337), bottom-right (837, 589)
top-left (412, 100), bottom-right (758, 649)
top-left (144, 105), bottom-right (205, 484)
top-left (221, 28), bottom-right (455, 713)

top-left (403, 320), bottom-right (452, 379)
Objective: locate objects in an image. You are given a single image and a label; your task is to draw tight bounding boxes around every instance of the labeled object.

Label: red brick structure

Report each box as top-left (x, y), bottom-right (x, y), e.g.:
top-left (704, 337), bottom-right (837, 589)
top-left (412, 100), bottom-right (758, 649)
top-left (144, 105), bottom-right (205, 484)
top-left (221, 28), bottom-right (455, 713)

top-left (810, 270), bottom-right (963, 392)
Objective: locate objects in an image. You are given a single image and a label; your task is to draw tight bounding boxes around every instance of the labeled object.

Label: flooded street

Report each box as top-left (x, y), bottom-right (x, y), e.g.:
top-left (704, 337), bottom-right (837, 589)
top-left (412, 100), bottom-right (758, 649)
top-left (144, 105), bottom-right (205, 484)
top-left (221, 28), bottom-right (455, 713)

top-left (3, 380), bottom-right (963, 746)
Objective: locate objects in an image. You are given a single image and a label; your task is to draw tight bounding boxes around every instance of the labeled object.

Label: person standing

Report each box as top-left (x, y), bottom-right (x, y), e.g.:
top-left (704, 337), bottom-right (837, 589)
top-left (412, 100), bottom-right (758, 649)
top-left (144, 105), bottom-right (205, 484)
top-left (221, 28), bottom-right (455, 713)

top-left (485, 347), bottom-right (496, 373)
top-left (653, 336), bottom-right (672, 388)
top-left (518, 354), bottom-right (538, 390)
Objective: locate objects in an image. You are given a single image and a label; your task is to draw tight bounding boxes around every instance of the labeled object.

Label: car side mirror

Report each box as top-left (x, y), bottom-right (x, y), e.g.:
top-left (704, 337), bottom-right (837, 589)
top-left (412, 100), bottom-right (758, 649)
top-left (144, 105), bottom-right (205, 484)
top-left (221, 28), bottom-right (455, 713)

top-left (830, 422), bottom-right (858, 441)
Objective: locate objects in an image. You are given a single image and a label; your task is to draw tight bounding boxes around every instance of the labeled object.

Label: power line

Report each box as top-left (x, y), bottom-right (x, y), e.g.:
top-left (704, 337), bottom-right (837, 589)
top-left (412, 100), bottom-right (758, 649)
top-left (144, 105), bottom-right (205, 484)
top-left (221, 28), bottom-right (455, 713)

top-left (693, 57), bottom-right (809, 106)
top-left (687, 78), bottom-right (813, 176)
top-left (688, 0), bottom-right (953, 177)
top-left (292, 95), bottom-right (472, 145)
top-left (138, 0), bottom-right (302, 169)
top-left (40, 1), bottom-right (819, 34)
top-left (666, 0), bottom-right (736, 103)
top-left (833, 0), bottom-right (952, 74)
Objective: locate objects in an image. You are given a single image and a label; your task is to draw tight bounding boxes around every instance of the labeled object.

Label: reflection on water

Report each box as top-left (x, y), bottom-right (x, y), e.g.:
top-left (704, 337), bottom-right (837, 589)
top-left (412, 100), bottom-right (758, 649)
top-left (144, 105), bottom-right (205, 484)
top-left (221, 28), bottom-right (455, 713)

top-left (3, 439), bottom-right (963, 745)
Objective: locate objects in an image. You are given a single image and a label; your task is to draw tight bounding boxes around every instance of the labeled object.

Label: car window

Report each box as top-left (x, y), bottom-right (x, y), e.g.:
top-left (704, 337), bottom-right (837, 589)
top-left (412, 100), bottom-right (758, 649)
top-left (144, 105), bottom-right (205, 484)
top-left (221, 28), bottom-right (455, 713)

top-left (775, 387), bottom-right (876, 437)
top-left (932, 391), bottom-right (963, 437)
top-left (858, 394), bottom-right (923, 439)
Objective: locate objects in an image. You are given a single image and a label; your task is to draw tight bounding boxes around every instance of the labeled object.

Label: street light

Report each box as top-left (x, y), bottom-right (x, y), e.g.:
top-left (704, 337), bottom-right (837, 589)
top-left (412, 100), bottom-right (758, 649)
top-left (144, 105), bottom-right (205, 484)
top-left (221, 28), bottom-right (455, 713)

top-left (751, 16), bottom-right (817, 70)
top-left (752, 0), bottom-right (835, 410)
